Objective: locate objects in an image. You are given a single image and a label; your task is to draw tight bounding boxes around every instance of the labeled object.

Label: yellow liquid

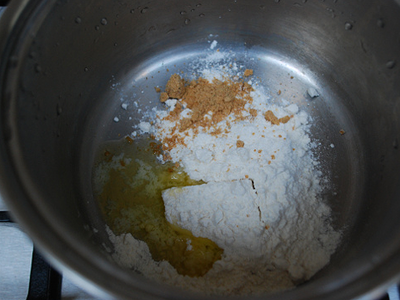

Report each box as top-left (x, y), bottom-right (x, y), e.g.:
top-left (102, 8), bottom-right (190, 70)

top-left (93, 136), bottom-right (223, 277)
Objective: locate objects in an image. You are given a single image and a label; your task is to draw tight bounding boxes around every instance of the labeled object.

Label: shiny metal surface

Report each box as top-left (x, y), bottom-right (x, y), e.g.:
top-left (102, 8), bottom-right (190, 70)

top-left (0, 0), bottom-right (400, 299)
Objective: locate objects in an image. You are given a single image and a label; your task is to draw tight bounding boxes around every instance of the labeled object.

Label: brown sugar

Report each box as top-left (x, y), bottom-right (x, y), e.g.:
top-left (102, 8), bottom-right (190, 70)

top-left (264, 110), bottom-right (280, 125)
top-left (244, 69), bottom-right (253, 77)
top-left (158, 74), bottom-right (259, 154)
top-left (182, 78), bottom-right (251, 128)
top-left (249, 109), bottom-right (258, 117)
top-left (165, 74), bottom-right (185, 99)
top-left (264, 110), bottom-right (291, 126)
top-left (160, 92), bottom-right (169, 103)
top-left (160, 74), bottom-right (254, 134)
top-left (279, 115), bottom-right (291, 124)
top-left (236, 140), bottom-right (245, 148)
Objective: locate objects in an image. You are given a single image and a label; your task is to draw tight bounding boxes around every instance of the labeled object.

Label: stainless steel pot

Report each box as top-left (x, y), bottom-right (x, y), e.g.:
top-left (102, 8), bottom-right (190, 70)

top-left (1, 0), bottom-right (400, 299)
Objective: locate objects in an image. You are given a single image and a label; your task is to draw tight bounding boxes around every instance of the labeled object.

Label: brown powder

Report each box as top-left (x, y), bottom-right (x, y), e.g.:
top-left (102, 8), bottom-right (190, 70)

top-left (165, 74), bottom-right (185, 99)
top-left (264, 110), bottom-right (280, 125)
top-left (158, 73), bottom-right (265, 155)
top-left (210, 127), bottom-right (223, 136)
top-left (244, 69), bottom-right (253, 77)
top-left (149, 142), bottom-right (163, 156)
top-left (160, 92), bottom-right (169, 103)
top-left (162, 134), bottom-right (187, 152)
top-left (160, 74), bottom-right (254, 135)
top-left (264, 110), bottom-right (291, 126)
top-left (181, 78), bottom-right (252, 129)
top-left (179, 118), bottom-right (192, 131)
top-left (249, 109), bottom-right (258, 117)
top-left (279, 115), bottom-right (291, 124)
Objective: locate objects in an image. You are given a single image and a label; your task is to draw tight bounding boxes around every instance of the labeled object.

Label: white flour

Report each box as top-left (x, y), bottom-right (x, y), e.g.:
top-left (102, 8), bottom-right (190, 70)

top-left (105, 49), bottom-right (341, 296)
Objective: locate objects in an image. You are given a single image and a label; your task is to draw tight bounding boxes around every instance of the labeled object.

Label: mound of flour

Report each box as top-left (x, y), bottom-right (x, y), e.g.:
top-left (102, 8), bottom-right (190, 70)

top-left (107, 50), bottom-right (341, 296)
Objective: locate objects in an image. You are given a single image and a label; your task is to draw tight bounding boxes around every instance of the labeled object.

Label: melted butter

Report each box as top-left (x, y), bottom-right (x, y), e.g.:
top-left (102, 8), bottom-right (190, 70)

top-left (93, 136), bottom-right (223, 277)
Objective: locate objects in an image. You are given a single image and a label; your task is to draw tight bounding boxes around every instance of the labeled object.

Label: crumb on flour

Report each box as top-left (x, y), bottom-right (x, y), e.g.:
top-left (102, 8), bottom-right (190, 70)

top-left (244, 69), bottom-right (253, 77)
top-left (160, 92), bottom-right (169, 102)
top-left (264, 110), bottom-right (291, 126)
top-left (236, 140), bottom-right (245, 148)
top-left (165, 74), bottom-right (186, 99)
top-left (249, 108), bottom-right (258, 117)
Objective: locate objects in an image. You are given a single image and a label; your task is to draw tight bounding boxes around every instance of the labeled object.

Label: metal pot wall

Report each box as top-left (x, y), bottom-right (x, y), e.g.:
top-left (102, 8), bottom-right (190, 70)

top-left (1, 0), bottom-right (400, 299)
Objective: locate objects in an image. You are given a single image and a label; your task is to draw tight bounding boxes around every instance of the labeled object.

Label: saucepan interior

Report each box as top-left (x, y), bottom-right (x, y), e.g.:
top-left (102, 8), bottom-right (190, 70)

top-left (1, 0), bottom-right (400, 299)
